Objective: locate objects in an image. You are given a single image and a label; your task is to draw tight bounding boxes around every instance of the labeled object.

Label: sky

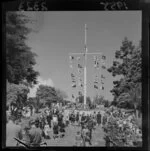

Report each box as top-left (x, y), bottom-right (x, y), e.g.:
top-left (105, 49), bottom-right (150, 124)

top-left (26, 11), bottom-right (141, 102)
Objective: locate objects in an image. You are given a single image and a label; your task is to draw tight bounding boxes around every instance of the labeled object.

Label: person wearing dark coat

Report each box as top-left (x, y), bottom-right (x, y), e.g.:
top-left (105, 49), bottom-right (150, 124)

top-left (97, 112), bottom-right (101, 126)
top-left (87, 118), bottom-right (94, 142)
top-left (58, 113), bottom-right (63, 127)
top-left (76, 112), bottom-right (79, 124)
top-left (102, 115), bottom-right (107, 126)
top-left (28, 121), bottom-right (43, 147)
top-left (59, 122), bottom-right (65, 138)
top-left (47, 114), bottom-right (52, 128)
top-left (81, 114), bottom-right (87, 130)
top-left (53, 122), bottom-right (59, 139)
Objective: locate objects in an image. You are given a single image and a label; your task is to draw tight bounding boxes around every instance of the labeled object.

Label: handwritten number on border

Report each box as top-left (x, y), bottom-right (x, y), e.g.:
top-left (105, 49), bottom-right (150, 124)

top-left (18, 0), bottom-right (48, 11)
top-left (34, 1), bottom-right (39, 11)
top-left (27, 1), bottom-right (33, 11)
top-left (18, 0), bottom-right (25, 11)
top-left (100, 1), bottom-right (128, 10)
top-left (41, 2), bottom-right (47, 11)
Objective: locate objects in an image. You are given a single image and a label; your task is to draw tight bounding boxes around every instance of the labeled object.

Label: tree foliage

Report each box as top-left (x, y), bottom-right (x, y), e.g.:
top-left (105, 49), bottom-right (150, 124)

top-left (93, 95), bottom-right (109, 107)
top-left (7, 81), bottom-right (29, 110)
top-left (6, 12), bottom-right (39, 86)
top-left (93, 95), bottom-right (104, 105)
top-left (55, 88), bottom-right (68, 101)
top-left (107, 37), bottom-right (141, 110)
top-left (36, 85), bottom-right (58, 108)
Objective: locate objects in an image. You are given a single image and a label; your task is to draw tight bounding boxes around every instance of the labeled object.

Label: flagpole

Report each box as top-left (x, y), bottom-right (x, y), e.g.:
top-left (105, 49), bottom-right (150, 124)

top-left (69, 25), bottom-right (105, 110)
top-left (84, 24), bottom-right (87, 109)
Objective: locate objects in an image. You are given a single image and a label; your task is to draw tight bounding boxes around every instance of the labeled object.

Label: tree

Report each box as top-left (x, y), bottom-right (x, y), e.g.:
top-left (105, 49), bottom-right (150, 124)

top-left (36, 85), bottom-right (58, 110)
top-left (107, 37), bottom-right (141, 111)
top-left (55, 88), bottom-right (68, 102)
top-left (103, 99), bottom-right (110, 107)
top-left (116, 92), bottom-right (133, 109)
top-left (6, 12), bottom-right (39, 86)
top-left (93, 95), bottom-right (104, 105)
top-left (27, 97), bottom-right (37, 110)
top-left (7, 81), bottom-right (29, 115)
top-left (128, 83), bottom-right (142, 118)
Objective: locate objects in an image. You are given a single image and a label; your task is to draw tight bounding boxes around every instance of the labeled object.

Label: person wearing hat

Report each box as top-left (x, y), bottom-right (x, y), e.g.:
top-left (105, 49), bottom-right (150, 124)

top-left (28, 120), bottom-right (43, 147)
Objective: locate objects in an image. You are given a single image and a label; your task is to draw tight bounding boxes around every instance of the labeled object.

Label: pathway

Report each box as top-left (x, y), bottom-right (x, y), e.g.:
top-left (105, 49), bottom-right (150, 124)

top-left (46, 124), bottom-right (105, 146)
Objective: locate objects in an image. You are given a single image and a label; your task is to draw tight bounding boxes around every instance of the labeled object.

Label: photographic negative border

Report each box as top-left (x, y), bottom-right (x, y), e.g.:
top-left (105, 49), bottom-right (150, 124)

top-left (1, 0), bottom-right (150, 151)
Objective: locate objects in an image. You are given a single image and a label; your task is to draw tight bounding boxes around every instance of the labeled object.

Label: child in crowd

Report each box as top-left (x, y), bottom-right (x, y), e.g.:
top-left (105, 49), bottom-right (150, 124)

top-left (81, 125), bottom-right (91, 146)
top-left (75, 131), bottom-right (83, 146)
top-left (44, 121), bottom-right (50, 139)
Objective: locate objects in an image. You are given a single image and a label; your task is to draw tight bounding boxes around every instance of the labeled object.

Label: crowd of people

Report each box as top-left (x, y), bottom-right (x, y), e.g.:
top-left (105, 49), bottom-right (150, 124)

top-left (69, 110), bottom-right (102, 146)
top-left (6, 105), bottom-right (104, 147)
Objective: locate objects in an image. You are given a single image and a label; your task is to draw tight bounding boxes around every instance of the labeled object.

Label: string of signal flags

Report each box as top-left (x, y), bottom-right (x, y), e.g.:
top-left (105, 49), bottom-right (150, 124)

top-left (69, 54), bottom-right (107, 98)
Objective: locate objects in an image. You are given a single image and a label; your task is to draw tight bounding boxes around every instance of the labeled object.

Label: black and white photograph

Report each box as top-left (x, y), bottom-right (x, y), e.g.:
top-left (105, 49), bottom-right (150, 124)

top-left (3, 3), bottom-right (147, 148)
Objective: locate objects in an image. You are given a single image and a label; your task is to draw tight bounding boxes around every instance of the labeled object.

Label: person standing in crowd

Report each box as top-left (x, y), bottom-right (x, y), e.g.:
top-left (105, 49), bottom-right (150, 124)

top-left (38, 115), bottom-right (42, 130)
top-left (6, 116), bottom-right (22, 146)
top-left (46, 112), bottom-right (52, 128)
top-left (59, 120), bottom-right (66, 138)
top-left (39, 114), bottom-right (44, 130)
top-left (76, 112), bottom-right (79, 126)
top-left (81, 124), bottom-right (90, 146)
top-left (93, 111), bottom-right (96, 119)
top-left (87, 116), bottom-right (94, 144)
top-left (58, 112), bottom-right (63, 128)
top-left (69, 111), bottom-right (74, 125)
top-left (104, 135), bottom-right (110, 147)
top-left (79, 114), bottom-right (82, 126)
top-left (81, 112), bottom-right (87, 130)
top-left (72, 112), bottom-right (76, 125)
top-left (52, 114), bottom-right (59, 139)
top-left (97, 112), bottom-right (101, 126)
top-left (75, 131), bottom-right (83, 146)
top-left (92, 115), bottom-right (96, 129)
top-left (19, 125), bottom-right (31, 147)
top-left (44, 121), bottom-right (50, 139)
top-left (28, 120), bottom-right (43, 147)
top-left (53, 121), bottom-right (59, 139)
top-left (65, 115), bottom-right (69, 127)
top-left (102, 114), bottom-right (107, 126)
